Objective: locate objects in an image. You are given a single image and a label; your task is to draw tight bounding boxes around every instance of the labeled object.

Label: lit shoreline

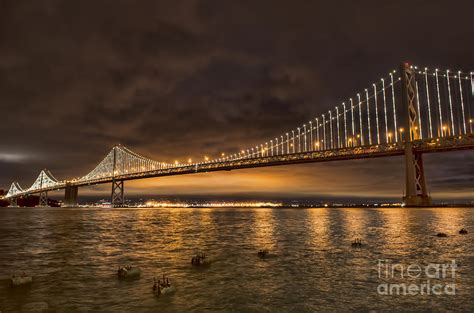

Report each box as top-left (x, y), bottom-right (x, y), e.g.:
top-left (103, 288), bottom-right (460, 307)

top-left (76, 200), bottom-right (412, 209)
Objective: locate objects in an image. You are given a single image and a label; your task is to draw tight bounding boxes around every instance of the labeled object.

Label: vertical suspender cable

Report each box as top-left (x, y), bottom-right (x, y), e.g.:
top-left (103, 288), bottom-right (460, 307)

top-left (316, 118), bottom-right (320, 150)
top-left (336, 107), bottom-right (340, 148)
top-left (329, 111), bottom-right (333, 149)
top-left (322, 115), bottom-right (326, 150)
top-left (446, 70), bottom-right (455, 135)
top-left (350, 98), bottom-right (355, 141)
top-left (458, 71), bottom-right (466, 134)
top-left (435, 69), bottom-right (443, 136)
top-left (390, 73), bottom-right (398, 142)
top-left (303, 124), bottom-right (307, 152)
top-left (382, 79), bottom-right (389, 143)
top-left (373, 84), bottom-right (380, 144)
top-left (358, 94), bottom-right (364, 145)
top-left (365, 89), bottom-right (371, 145)
top-left (424, 69), bottom-right (433, 138)
top-left (416, 81), bottom-right (423, 139)
top-left (343, 103), bottom-right (347, 147)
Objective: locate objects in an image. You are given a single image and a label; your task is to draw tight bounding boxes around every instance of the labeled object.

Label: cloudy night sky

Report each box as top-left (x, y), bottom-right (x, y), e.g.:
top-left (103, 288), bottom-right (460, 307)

top-left (0, 0), bottom-right (473, 201)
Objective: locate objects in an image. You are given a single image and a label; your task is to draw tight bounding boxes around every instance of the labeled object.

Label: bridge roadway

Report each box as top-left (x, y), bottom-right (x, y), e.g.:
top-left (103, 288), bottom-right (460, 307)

top-left (17, 134), bottom-right (474, 197)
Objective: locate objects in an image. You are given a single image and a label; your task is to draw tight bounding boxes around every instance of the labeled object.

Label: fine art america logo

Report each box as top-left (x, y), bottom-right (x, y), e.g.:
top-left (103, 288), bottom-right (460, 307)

top-left (377, 259), bottom-right (457, 296)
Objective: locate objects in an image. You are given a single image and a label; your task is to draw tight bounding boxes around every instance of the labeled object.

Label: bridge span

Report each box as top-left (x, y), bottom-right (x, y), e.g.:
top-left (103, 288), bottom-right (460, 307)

top-left (3, 63), bottom-right (474, 207)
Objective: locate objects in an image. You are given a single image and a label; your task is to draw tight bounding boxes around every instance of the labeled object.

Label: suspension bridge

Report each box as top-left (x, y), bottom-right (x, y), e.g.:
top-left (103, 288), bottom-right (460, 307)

top-left (3, 63), bottom-right (474, 207)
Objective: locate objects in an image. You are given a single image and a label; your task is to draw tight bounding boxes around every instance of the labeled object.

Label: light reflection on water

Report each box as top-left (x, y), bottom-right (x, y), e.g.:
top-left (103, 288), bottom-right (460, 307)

top-left (0, 207), bottom-right (473, 312)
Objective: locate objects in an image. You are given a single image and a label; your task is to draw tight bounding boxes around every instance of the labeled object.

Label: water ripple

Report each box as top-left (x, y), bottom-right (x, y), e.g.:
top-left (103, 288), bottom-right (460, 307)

top-left (0, 207), bottom-right (473, 312)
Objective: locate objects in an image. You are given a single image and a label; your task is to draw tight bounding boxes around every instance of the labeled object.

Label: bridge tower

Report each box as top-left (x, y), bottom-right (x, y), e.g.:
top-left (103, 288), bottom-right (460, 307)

top-left (9, 197), bottom-right (18, 207)
top-left (111, 146), bottom-right (125, 208)
top-left (63, 183), bottom-right (78, 207)
top-left (38, 170), bottom-right (50, 207)
top-left (400, 63), bottom-right (432, 206)
top-left (38, 191), bottom-right (49, 207)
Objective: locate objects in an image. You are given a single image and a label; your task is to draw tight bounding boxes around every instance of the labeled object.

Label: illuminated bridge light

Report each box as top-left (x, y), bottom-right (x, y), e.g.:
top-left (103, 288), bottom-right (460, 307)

top-left (4, 64), bottom-right (473, 206)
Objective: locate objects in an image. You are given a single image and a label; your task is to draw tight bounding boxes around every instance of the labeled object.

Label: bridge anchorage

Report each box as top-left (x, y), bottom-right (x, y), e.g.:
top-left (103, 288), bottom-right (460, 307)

top-left (2, 62), bottom-right (474, 207)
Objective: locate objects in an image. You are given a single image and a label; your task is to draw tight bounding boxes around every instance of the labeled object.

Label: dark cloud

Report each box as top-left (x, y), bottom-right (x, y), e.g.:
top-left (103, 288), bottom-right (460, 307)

top-left (0, 0), bottom-right (473, 199)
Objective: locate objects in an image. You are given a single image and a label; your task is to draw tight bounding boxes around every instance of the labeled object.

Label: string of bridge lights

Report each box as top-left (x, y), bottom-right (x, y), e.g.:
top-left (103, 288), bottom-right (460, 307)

top-left (208, 70), bottom-right (403, 163)
top-left (412, 66), bottom-right (473, 139)
top-left (5, 65), bottom-right (474, 198)
top-left (79, 66), bottom-right (472, 168)
top-left (6, 170), bottom-right (61, 197)
top-left (78, 145), bottom-right (176, 183)
top-left (208, 66), bottom-right (473, 164)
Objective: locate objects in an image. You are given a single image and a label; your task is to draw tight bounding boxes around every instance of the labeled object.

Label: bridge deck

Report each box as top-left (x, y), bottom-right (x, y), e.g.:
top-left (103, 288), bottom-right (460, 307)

top-left (11, 134), bottom-right (473, 197)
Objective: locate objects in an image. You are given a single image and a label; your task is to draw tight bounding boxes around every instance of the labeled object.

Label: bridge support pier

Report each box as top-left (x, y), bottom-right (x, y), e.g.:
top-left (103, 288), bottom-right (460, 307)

top-left (38, 191), bottom-right (49, 207)
top-left (404, 143), bottom-right (431, 206)
top-left (63, 183), bottom-right (78, 207)
top-left (9, 197), bottom-right (18, 207)
top-left (111, 180), bottom-right (124, 208)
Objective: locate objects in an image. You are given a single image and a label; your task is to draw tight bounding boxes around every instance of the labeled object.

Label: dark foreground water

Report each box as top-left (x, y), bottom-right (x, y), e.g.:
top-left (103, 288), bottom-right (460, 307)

top-left (0, 207), bottom-right (473, 312)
